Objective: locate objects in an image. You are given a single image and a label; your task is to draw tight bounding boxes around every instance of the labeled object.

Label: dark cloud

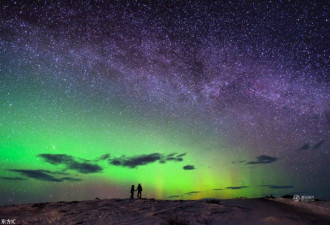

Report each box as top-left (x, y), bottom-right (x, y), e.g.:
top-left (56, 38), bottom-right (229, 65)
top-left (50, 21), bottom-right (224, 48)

top-left (226, 186), bottom-right (249, 190)
top-left (38, 154), bottom-right (73, 164)
top-left (50, 171), bottom-right (71, 175)
top-left (312, 140), bottom-right (325, 150)
top-left (0, 176), bottom-right (27, 181)
top-left (183, 165), bottom-right (195, 170)
top-left (297, 140), bottom-right (325, 151)
top-left (68, 162), bottom-right (102, 173)
top-left (177, 153), bottom-right (186, 157)
top-left (260, 185), bottom-right (294, 189)
top-left (166, 153), bottom-right (184, 162)
top-left (298, 143), bottom-right (310, 151)
top-left (60, 177), bottom-right (82, 182)
top-left (185, 191), bottom-right (201, 195)
top-left (213, 188), bottom-right (224, 191)
top-left (111, 159), bottom-right (122, 165)
top-left (110, 153), bottom-right (161, 168)
top-left (168, 195), bottom-right (180, 198)
top-left (7, 169), bottom-right (82, 182)
top-left (38, 153), bottom-right (102, 173)
top-left (246, 155), bottom-right (277, 165)
top-left (109, 152), bottom-right (186, 168)
top-left (99, 154), bottom-right (111, 160)
top-left (8, 169), bottom-right (62, 182)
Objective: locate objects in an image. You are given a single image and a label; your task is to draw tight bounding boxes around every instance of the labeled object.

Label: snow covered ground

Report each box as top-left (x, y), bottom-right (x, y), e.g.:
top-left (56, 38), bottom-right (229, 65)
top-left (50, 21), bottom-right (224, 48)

top-left (0, 198), bottom-right (329, 225)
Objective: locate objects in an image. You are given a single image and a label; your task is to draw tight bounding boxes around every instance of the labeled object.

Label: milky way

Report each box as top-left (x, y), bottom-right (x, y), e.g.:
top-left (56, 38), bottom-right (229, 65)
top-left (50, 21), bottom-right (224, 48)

top-left (0, 1), bottom-right (329, 205)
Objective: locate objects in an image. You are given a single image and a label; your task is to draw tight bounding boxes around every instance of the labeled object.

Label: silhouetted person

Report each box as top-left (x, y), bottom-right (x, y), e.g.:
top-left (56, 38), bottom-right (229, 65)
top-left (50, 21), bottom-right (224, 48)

top-left (130, 185), bottom-right (135, 199)
top-left (136, 183), bottom-right (143, 199)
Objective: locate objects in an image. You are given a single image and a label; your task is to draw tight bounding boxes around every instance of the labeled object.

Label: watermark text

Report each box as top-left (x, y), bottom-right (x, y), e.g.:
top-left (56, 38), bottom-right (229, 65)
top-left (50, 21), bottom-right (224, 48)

top-left (1, 219), bottom-right (15, 225)
top-left (293, 195), bottom-right (314, 202)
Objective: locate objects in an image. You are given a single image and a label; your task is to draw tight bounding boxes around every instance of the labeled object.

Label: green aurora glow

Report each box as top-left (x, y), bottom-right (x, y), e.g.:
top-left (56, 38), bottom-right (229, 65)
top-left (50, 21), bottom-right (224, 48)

top-left (0, 1), bottom-right (329, 205)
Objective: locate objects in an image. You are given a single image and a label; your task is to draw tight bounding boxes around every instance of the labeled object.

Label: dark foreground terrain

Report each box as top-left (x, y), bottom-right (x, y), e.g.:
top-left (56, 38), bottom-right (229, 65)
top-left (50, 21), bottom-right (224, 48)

top-left (0, 198), bottom-right (329, 225)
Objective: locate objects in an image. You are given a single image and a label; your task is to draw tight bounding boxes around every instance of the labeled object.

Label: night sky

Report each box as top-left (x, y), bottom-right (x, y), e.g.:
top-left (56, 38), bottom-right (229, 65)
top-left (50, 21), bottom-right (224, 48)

top-left (0, 1), bottom-right (329, 205)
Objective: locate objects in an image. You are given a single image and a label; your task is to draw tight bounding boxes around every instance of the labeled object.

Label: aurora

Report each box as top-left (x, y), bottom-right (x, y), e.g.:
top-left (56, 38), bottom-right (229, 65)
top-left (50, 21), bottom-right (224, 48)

top-left (0, 1), bottom-right (329, 205)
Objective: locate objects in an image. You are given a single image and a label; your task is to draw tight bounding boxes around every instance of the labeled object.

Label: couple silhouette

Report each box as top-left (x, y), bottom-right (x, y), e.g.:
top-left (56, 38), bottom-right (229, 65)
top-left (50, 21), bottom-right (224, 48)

top-left (130, 184), bottom-right (143, 199)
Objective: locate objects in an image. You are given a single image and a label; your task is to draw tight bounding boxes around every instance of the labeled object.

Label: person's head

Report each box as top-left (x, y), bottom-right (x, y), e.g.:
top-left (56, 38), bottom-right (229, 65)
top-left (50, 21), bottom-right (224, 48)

top-left (131, 185), bottom-right (134, 188)
top-left (138, 183), bottom-right (141, 186)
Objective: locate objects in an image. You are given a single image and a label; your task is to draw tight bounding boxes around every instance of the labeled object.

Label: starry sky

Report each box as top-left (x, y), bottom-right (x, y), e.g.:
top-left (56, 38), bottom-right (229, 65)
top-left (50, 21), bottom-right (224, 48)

top-left (0, 1), bottom-right (329, 205)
